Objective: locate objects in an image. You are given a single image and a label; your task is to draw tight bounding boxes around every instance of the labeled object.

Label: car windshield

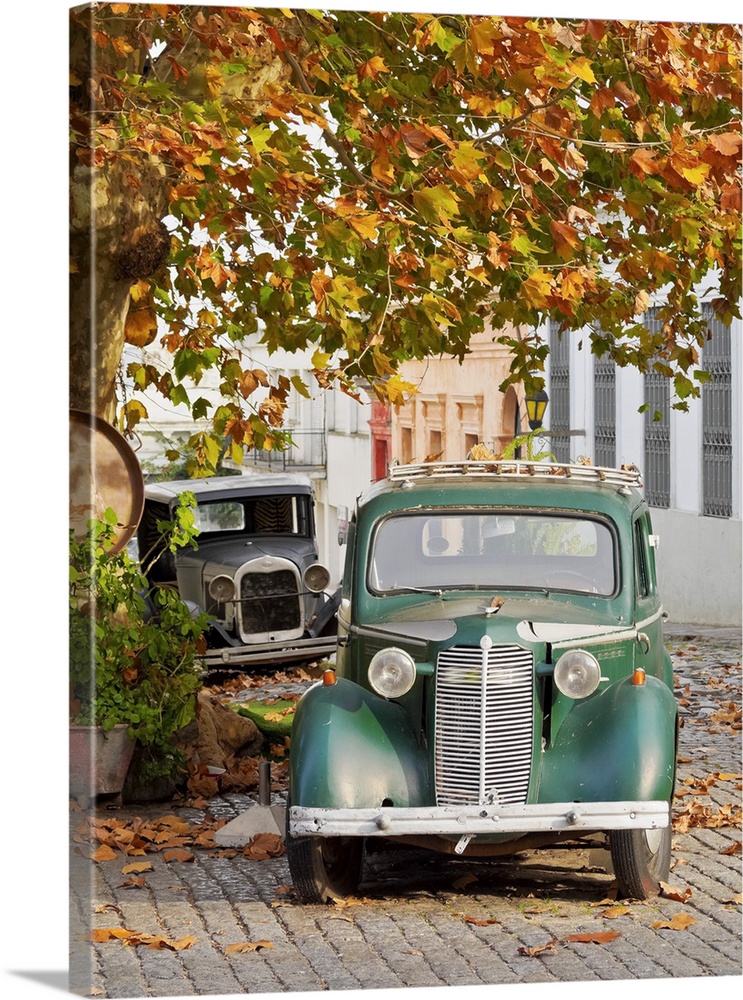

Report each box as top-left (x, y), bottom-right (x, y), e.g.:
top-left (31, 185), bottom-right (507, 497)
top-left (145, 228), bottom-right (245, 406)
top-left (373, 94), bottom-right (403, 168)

top-left (193, 494), bottom-right (311, 536)
top-left (369, 511), bottom-right (616, 596)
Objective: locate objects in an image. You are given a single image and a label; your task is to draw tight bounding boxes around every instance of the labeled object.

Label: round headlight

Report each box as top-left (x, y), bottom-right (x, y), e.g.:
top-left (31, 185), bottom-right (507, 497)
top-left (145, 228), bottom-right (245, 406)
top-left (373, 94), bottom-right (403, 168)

top-left (554, 649), bottom-right (601, 699)
top-left (208, 574), bottom-right (235, 603)
top-left (304, 563), bottom-right (331, 593)
top-left (368, 647), bottom-right (416, 699)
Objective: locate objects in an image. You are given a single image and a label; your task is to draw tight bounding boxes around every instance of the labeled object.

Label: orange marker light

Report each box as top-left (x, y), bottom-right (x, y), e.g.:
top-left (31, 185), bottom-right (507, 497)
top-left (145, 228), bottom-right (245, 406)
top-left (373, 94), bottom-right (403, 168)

top-left (323, 669), bottom-right (337, 686)
top-left (632, 667), bottom-right (646, 686)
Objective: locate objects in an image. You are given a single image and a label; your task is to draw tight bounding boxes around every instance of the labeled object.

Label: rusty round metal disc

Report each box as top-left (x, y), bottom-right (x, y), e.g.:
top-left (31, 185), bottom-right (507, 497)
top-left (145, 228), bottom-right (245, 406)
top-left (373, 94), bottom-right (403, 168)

top-left (69, 409), bottom-right (145, 553)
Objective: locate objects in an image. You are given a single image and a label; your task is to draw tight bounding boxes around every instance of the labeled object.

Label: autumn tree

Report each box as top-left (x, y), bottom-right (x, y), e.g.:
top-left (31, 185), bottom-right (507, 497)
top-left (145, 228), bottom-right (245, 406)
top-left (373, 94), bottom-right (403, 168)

top-left (69, 4), bottom-right (742, 473)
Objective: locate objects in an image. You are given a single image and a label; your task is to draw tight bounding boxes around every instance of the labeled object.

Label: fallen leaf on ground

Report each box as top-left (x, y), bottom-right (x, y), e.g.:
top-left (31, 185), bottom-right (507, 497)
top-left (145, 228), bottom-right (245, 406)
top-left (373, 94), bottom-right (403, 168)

top-left (659, 882), bottom-right (693, 903)
top-left (156, 815), bottom-right (193, 833)
top-left (243, 833), bottom-right (285, 860)
top-left (452, 874), bottom-right (478, 890)
top-left (94, 904), bottom-right (122, 915)
top-left (720, 841), bottom-right (742, 855)
top-left (599, 906), bottom-right (631, 919)
top-left (674, 801), bottom-right (743, 833)
top-left (162, 849), bottom-right (195, 863)
top-left (225, 941), bottom-right (274, 954)
top-left (87, 928), bottom-right (131, 942)
top-left (118, 876), bottom-right (146, 889)
top-left (86, 928), bottom-right (197, 950)
top-left (518, 938), bottom-right (558, 957)
top-left (721, 892), bottom-right (743, 905)
top-left (650, 913), bottom-right (696, 931)
top-left (463, 915), bottom-right (499, 926)
top-left (564, 931), bottom-right (621, 944)
top-left (122, 862), bottom-right (153, 875)
top-left (83, 845), bottom-right (118, 863)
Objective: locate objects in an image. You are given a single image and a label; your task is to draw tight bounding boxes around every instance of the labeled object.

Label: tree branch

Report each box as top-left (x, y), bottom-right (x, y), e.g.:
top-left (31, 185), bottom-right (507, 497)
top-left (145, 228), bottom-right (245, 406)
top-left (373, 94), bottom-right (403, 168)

top-left (282, 48), bottom-right (404, 201)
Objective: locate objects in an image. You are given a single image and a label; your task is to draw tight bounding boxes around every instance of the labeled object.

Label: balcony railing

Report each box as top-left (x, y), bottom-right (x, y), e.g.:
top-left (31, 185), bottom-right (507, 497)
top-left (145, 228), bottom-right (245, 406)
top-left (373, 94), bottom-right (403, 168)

top-left (247, 429), bottom-right (326, 472)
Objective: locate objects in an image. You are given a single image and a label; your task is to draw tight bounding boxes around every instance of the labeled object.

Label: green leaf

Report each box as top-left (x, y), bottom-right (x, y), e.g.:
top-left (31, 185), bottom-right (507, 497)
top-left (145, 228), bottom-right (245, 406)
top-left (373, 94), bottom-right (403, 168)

top-left (169, 383), bottom-right (189, 408)
top-left (191, 396), bottom-right (211, 420)
top-left (291, 375), bottom-right (311, 398)
top-left (173, 349), bottom-right (199, 382)
top-left (413, 185), bottom-right (461, 224)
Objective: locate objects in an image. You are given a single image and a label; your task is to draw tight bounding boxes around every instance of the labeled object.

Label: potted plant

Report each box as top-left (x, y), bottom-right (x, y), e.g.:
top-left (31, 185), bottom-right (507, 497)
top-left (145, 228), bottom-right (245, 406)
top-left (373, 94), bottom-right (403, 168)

top-left (69, 496), bottom-right (208, 803)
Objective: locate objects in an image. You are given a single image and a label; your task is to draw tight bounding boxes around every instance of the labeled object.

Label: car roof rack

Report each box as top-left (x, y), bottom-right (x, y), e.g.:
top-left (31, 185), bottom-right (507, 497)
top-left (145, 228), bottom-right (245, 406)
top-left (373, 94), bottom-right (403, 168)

top-left (388, 460), bottom-right (643, 488)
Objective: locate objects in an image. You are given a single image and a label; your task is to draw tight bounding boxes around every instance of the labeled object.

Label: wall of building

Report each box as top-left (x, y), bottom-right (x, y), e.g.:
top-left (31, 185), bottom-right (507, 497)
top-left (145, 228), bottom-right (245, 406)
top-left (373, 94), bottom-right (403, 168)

top-left (320, 391), bottom-right (373, 588)
top-left (649, 508), bottom-right (742, 626)
top-left (542, 311), bottom-right (742, 627)
top-left (393, 329), bottom-right (528, 462)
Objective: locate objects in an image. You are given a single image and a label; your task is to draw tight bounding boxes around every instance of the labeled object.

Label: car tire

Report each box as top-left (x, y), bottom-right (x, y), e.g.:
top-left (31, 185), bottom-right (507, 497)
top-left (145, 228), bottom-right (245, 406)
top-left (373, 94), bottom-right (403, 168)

top-left (609, 822), bottom-right (672, 900)
top-left (285, 801), bottom-right (364, 904)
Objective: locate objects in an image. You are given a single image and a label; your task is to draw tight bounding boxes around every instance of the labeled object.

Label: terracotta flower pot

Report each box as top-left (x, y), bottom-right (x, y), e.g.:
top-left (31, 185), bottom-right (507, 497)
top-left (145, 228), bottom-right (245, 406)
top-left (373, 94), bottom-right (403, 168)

top-left (69, 724), bottom-right (135, 801)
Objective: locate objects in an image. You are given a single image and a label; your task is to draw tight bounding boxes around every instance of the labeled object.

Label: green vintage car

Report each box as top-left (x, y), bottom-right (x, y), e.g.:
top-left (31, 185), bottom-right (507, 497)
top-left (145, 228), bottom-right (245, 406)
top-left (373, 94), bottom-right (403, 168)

top-left (286, 460), bottom-right (677, 903)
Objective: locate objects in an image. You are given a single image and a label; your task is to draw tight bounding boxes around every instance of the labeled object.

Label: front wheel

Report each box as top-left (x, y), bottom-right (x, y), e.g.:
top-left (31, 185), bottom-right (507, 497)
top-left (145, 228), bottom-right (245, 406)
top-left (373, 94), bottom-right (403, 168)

top-left (285, 806), bottom-right (364, 904)
top-left (609, 823), bottom-right (672, 899)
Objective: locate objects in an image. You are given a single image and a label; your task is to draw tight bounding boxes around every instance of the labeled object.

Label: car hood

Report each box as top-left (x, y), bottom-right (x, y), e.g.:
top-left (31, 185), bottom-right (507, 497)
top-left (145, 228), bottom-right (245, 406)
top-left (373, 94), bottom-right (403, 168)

top-left (361, 594), bottom-right (634, 647)
top-left (177, 535), bottom-right (316, 571)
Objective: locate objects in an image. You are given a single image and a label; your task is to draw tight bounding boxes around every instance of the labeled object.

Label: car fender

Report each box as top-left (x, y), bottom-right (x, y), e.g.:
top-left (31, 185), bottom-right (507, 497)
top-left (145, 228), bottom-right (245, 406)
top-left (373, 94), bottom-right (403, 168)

top-left (539, 675), bottom-right (677, 804)
top-left (289, 677), bottom-right (429, 809)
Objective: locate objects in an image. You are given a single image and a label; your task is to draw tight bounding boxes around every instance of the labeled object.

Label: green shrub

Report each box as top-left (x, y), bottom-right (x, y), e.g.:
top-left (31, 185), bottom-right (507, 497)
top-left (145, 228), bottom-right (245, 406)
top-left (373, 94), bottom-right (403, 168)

top-left (69, 498), bottom-right (208, 780)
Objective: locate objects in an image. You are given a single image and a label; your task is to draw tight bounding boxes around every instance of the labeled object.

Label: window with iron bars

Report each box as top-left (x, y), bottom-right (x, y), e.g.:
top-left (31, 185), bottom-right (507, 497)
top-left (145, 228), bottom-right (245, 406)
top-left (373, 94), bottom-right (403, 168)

top-left (549, 324), bottom-right (571, 463)
top-left (701, 305), bottom-right (733, 518)
top-left (643, 309), bottom-right (671, 508)
top-left (594, 352), bottom-right (616, 469)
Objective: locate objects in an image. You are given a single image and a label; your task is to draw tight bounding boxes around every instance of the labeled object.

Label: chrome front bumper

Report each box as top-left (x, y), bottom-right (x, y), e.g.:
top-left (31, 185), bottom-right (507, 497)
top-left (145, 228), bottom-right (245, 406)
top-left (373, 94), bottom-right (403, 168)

top-left (290, 801), bottom-right (669, 840)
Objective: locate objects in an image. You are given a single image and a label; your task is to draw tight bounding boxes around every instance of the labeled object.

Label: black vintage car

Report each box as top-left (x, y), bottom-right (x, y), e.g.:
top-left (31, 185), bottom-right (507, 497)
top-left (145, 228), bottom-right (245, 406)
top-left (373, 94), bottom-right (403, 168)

top-left (139, 473), bottom-right (339, 669)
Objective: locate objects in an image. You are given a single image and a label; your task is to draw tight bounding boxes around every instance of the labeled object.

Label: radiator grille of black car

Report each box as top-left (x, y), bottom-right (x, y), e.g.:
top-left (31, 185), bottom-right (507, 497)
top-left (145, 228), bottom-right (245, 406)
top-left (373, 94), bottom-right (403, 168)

top-left (239, 571), bottom-right (301, 635)
top-left (434, 644), bottom-right (534, 806)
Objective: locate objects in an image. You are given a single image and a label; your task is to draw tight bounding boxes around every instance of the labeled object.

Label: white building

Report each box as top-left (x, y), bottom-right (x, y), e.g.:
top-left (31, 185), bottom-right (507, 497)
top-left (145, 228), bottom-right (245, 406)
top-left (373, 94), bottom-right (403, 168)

top-left (540, 304), bottom-right (742, 626)
top-left (124, 339), bottom-right (373, 589)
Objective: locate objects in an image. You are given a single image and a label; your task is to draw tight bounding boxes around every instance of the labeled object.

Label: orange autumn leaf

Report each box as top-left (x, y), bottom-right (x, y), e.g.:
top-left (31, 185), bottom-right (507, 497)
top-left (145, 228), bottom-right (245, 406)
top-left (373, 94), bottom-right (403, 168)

top-left (225, 940), bottom-right (275, 954)
top-left (709, 132), bottom-right (742, 157)
top-left (600, 906), bottom-right (631, 919)
top-left (357, 56), bottom-right (389, 82)
top-left (87, 845), bottom-right (118, 863)
top-left (659, 883), bottom-right (693, 903)
top-left (117, 876), bottom-right (146, 889)
top-left (550, 220), bottom-right (581, 260)
top-left (87, 928), bottom-right (132, 943)
top-left (244, 833), bottom-right (285, 860)
top-left (563, 931), bottom-right (621, 944)
top-left (518, 938), bottom-right (558, 957)
top-left (162, 849), bottom-right (195, 864)
top-left (122, 862), bottom-right (153, 875)
top-left (650, 913), bottom-right (696, 931)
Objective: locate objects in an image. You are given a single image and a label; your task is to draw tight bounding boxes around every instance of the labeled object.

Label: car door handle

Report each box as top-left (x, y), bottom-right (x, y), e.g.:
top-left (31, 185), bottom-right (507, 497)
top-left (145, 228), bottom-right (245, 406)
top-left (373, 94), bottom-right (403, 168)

top-left (637, 632), bottom-right (651, 653)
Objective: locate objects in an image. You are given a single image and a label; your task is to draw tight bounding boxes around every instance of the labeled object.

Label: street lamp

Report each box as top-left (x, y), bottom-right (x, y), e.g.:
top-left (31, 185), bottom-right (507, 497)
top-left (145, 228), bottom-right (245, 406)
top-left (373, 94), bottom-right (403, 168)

top-left (524, 387), bottom-right (549, 431)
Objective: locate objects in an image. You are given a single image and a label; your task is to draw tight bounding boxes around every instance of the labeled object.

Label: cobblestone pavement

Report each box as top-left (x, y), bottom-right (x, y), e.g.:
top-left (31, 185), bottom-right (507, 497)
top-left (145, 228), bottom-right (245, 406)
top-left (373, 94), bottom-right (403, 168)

top-left (70, 626), bottom-right (742, 998)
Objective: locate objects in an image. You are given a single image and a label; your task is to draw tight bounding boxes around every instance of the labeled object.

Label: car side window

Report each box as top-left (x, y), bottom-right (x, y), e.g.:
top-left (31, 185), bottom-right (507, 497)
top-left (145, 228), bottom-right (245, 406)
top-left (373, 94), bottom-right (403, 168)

top-left (634, 517), bottom-right (650, 598)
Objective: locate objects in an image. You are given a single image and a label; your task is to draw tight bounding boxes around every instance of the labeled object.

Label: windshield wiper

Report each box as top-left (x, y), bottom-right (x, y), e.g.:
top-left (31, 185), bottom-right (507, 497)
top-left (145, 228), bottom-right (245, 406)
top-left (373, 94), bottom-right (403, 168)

top-left (390, 586), bottom-right (444, 597)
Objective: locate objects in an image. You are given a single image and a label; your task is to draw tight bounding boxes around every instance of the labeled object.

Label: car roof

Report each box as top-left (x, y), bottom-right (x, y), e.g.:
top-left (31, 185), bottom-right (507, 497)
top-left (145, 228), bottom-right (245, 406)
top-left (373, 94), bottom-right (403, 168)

top-left (357, 461), bottom-right (645, 516)
top-left (144, 472), bottom-right (313, 504)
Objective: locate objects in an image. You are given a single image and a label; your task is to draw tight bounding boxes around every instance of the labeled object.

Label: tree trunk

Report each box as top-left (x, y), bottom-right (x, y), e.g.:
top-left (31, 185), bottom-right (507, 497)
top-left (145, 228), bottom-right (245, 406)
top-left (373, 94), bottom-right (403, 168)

top-left (69, 158), bottom-right (169, 421)
top-left (69, 8), bottom-right (170, 422)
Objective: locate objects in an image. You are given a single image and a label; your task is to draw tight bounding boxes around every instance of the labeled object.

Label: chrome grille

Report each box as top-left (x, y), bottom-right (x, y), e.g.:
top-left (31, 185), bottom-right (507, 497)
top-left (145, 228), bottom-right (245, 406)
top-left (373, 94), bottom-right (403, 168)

top-left (434, 644), bottom-right (534, 806)
top-left (239, 570), bottom-right (301, 634)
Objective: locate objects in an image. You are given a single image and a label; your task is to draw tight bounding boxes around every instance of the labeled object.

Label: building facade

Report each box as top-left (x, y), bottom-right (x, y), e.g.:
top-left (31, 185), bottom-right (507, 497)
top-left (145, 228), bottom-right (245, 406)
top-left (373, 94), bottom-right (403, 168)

top-left (391, 330), bottom-right (529, 464)
top-left (540, 307), bottom-right (742, 626)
